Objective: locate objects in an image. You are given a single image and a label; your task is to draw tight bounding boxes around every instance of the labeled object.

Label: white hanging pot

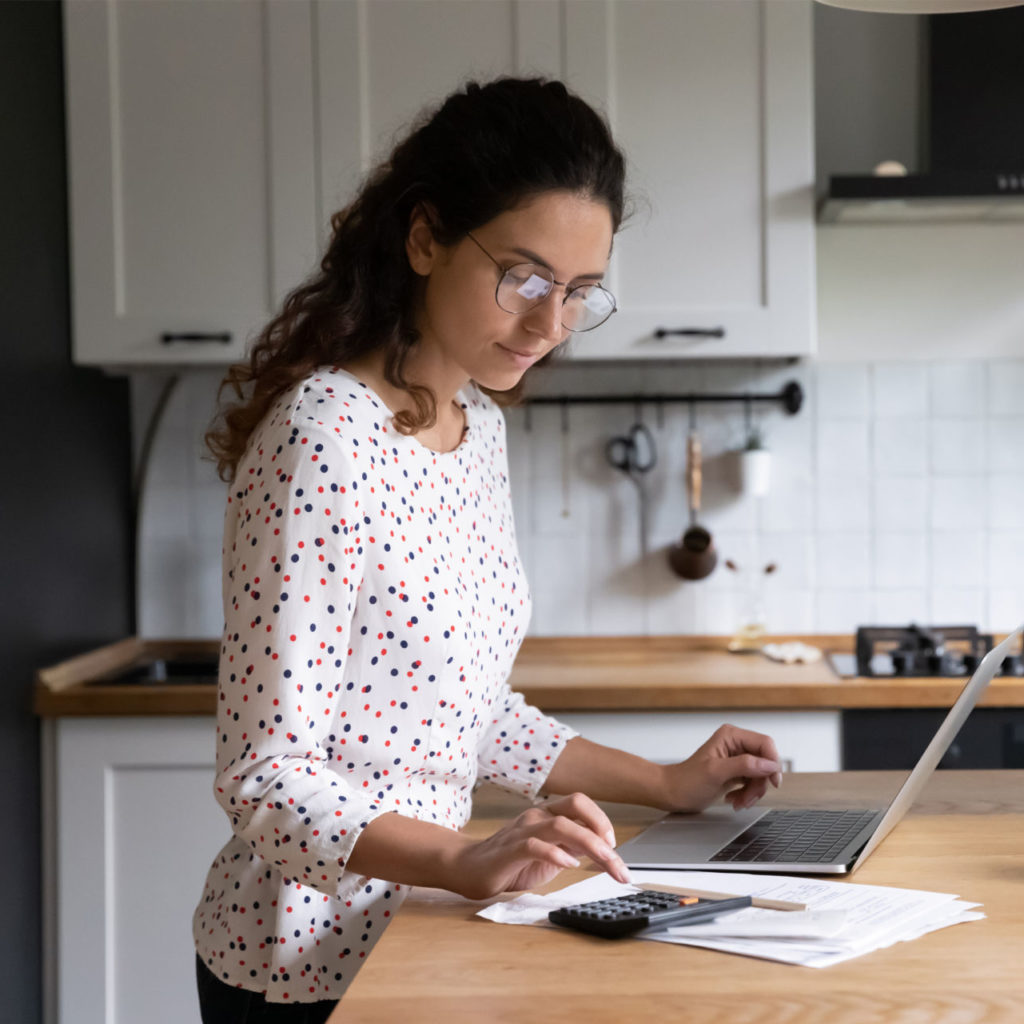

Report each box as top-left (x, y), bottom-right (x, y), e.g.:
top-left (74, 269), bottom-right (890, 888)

top-left (739, 448), bottom-right (772, 498)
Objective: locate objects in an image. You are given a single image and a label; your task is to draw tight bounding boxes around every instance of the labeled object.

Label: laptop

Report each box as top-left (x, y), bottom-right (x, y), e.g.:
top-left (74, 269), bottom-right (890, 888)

top-left (616, 623), bottom-right (1023, 876)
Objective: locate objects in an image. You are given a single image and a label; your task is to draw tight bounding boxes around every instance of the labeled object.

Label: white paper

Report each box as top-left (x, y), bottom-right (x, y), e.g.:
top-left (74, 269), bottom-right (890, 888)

top-left (664, 908), bottom-right (849, 939)
top-left (477, 870), bottom-right (985, 969)
top-left (477, 874), bottom-right (632, 926)
top-left (631, 870), bottom-right (983, 967)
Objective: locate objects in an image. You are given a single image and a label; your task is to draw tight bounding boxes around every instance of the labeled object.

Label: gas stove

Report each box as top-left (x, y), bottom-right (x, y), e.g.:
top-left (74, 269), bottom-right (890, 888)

top-left (852, 624), bottom-right (1024, 678)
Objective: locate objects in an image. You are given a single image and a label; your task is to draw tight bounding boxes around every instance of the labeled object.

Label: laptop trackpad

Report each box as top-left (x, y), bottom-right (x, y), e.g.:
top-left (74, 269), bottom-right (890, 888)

top-left (618, 806), bottom-right (765, 861)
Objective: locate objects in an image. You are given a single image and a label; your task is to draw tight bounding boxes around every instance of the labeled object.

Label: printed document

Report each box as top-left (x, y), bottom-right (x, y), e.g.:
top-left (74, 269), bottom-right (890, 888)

top-left (478, 870), bottom-right (983, 968)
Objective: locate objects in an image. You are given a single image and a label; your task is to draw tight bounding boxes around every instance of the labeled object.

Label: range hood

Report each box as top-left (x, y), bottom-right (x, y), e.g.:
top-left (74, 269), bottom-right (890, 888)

top-left (819, 5), bottom-right (1024, 223)
top-left (820, 172), bottom-right (1024, 223)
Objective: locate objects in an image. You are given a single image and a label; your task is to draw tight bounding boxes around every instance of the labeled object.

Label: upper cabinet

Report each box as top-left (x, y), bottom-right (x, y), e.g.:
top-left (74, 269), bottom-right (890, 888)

top-left (64, 0), bottom-right (815, 367)
top-left (64, 0), bottom-right (319, 366)
top-left (311, 0), bottom-right (562, 252)
top-left (560, 0), bottom-right (816, 360)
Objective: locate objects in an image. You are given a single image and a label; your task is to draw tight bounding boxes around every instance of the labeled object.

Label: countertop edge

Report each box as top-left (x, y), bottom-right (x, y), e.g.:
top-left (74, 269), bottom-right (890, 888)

top-left (34, 634), bottom-right (1024, 717)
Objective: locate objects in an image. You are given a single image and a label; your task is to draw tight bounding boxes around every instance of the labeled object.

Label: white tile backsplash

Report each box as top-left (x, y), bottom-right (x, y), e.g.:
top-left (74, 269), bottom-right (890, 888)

top-left (930, 530), bottom-right (986, 589)
top-left (815, 363), bottom-right (869, 419)
top-left (929, 419), bottom-right (986, 475)
top-left (929, 476), bottom-right (988, 530)
top-left (988, 475), bottom-right (1024, 529)
top-left (988, 530), bottom-right (1024, 589)
top-left (874, 532), bottom-right (928, 590)
top-left (872, 476), bottom-right (928, 531)
top-left (872, 364), bottom-right (929, 419)
top-left (987, 359), bottom-right (1024, 417)
top-left (930, 361), bottom-right (986, 419)
top-left (817, 532), bottom-right (871, 589)
top-left (988, 418), bottom-right (1024, 472)
top-left (815, 477), bottom-right (870, 532)
top-left (873, 588), bottom-right (929, 624)
top-left (873, 417), bottom-right (929, 476)
top-left (815, 419), bottom-right (870, 478)
top-left (136, 360), bottom-right (1024, 639)
top-left (930, 588), bottom-right (988, 627)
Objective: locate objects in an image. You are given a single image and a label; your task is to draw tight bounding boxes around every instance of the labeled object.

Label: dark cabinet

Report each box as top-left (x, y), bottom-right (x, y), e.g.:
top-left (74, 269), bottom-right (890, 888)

top-left (842, 708), bottom-right (1024, 770)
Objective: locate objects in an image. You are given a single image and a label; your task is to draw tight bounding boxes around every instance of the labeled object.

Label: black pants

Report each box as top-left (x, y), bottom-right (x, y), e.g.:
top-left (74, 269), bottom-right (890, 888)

top-left (196, 955), bottom-right (339, 1024)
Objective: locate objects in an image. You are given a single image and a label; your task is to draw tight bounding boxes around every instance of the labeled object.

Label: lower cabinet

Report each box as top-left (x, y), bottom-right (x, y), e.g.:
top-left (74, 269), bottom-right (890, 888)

top-left (43, 717), bottom-right (222, 1024)
top-left (42, 708), bottom-right (838, 1021)
top-left (842, 708), bottom-right (1024, 770)
top-left (555, 710), bottom-right (841, 773)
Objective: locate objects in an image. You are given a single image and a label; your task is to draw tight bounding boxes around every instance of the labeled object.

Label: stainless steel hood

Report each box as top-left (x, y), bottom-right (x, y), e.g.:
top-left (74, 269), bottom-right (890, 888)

top-left (820, 172), bottom-right (1024, 223)
top-left (818, 5), bottom-right (1024, 223)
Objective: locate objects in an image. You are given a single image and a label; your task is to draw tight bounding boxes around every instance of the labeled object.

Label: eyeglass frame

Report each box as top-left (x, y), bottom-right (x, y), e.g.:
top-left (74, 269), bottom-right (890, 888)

top-left (465, 232), bottom-right (617, 333)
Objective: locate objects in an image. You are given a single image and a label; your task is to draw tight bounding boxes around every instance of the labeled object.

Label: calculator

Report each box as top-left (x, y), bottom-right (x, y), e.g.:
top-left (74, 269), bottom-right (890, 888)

top-left (548, 889), bottom-right (752, 939)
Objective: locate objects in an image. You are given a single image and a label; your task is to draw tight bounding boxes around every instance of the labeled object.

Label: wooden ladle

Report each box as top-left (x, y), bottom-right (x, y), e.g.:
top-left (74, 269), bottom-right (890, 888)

top-left (668, 427), bottom-right (718, 580)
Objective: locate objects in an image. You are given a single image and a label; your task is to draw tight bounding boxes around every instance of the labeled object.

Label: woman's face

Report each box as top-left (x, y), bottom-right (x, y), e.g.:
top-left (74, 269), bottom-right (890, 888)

top-left (407, 190), bottom-right (614, 392)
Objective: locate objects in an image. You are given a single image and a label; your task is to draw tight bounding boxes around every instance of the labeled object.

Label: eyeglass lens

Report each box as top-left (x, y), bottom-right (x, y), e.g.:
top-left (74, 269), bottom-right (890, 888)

top-left (496, 263), bottom-right (615, 332)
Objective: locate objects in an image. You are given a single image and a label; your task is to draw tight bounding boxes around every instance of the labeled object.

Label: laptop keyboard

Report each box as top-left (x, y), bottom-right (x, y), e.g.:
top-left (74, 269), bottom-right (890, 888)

top-left (709, 808), bottom-right (879, 864)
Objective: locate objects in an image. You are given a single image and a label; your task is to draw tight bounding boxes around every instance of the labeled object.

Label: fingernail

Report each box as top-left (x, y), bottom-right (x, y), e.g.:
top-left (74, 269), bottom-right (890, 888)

top-left (604, 830), bottom-right (617, 848)
top-left (562, 853), bottom-right (581, 868)
top-left (758, 759), bottom-right (781, 774)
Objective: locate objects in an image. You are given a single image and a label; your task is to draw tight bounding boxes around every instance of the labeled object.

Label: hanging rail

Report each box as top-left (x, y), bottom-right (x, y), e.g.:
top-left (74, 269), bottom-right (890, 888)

top-left (522, 379), bottom-right (803, 416)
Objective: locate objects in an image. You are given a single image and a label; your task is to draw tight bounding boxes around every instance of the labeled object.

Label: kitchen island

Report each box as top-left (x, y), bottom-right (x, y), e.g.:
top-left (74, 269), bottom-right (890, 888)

top-left (330, 770), bottom-right (1024, 1024)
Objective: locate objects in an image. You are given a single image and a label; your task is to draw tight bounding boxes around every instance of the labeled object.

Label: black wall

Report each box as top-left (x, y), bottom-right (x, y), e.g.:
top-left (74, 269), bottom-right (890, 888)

top-left (0, 3), bottom-right (134, 1020)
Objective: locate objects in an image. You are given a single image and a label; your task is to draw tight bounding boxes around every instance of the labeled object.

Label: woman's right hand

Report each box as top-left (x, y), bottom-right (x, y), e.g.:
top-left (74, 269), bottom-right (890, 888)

top-left (450, 791), bottom-right (631, 900)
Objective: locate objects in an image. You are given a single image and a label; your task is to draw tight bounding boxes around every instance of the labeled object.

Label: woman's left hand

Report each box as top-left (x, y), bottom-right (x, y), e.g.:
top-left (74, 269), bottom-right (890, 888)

top-left (660, 724), bottom-right (783, 813)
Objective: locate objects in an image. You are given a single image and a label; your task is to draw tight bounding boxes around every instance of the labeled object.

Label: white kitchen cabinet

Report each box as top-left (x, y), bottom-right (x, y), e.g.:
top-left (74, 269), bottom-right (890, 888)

top-left (43, 716), bottom-right (222, 1024)
top-left (66, 0), bottom-right (814, 367)
top-left (64, 0), bottom-right (319, 366)
top-left (311, 0), bottom-right (562, 240)
top-left (556, 710), bottom-right (841, 772)
top-left (307, 0), bottom-right (817, 360)
top-left (561, 0), bottom-right (816, 360)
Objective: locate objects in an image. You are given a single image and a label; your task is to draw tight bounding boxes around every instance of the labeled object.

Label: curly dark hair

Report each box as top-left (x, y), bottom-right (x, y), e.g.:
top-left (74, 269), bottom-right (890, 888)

top-left (206, 77), bottom-right (627, 482)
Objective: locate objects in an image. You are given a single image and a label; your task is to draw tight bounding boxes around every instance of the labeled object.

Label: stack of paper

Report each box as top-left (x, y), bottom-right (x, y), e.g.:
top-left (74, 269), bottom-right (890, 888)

top-left (478, 870), bottom-right (983, 968)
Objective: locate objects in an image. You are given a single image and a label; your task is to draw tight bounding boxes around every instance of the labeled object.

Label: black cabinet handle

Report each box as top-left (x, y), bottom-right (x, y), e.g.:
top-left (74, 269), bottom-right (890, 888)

top-left (160, 331), bottom-right (233, 345)
top-left (653, 327), bottom-right (726, 339)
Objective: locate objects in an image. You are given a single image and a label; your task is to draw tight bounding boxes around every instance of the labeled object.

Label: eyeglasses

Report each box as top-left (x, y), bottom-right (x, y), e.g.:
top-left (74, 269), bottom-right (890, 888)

top-left (466, 233), bottom-right (617, 333)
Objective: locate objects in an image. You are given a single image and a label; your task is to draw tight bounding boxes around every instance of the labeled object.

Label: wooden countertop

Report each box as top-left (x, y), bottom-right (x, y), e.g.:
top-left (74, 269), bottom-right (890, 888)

top-left (332, 770), bottom-right (1024, 1024)
top-left (33, 634), bottom-right (1024, 716)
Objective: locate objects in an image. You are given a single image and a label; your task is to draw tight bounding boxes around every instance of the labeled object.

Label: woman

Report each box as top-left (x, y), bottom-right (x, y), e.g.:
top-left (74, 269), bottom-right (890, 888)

top-left (194, 77), bottom-right (781, 1021)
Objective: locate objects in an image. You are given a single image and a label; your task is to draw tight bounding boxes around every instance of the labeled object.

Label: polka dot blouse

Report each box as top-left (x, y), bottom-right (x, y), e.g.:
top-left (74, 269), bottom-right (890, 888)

top-left (193, 368), bottom-right (577, 1003)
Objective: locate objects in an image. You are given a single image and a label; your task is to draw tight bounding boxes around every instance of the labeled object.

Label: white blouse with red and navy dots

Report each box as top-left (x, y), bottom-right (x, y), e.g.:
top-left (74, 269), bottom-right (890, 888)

top-left (192, 368), bottom-right (576, 1004)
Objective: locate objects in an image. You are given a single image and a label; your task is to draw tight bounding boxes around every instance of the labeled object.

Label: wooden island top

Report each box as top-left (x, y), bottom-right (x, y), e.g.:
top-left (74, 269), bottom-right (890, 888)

top-left (330, 770), bottom-right (1024, 1024)
top-left (34, 633), bottom-right (1024, 716)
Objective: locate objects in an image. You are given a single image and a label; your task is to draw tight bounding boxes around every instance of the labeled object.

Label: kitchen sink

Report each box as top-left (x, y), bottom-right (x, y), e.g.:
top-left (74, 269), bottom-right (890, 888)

top-left (96, 655), bottom-right (219, 686)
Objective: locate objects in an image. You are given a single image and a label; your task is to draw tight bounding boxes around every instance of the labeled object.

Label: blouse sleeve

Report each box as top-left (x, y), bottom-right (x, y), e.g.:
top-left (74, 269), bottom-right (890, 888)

top-left (212, 418), bottom-right (384, 900)
top-left (476, 681), bottom-right (578, 800)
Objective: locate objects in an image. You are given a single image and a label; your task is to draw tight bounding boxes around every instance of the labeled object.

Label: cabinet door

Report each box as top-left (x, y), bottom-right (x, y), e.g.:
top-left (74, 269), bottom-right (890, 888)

top-left (64, 0), bottom-right (318, 366)
top-left (562, 0), bottom-right (816, 359)
top-left (46, 717), bottom-right (223, 1024)
top-left (313, 0), bottom-right (563, 238)
top-left (555, 710), bottom-right (841, 772)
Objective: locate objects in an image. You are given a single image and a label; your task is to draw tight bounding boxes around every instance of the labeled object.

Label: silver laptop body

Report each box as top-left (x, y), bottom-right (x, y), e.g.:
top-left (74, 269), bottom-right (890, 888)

top-left (616, 623), bottom-right (1022, 876)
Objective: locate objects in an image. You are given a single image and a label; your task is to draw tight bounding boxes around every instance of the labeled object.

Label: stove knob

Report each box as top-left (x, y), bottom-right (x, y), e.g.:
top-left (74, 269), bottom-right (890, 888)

top-left (891, 651), bottom-right (910, 675)
top-left (1001, 656), bottom-right (1024, 677)
top-left (927, 653), bottom-right (945, 675)
top-left (962, 653), bottom-right (980, 674)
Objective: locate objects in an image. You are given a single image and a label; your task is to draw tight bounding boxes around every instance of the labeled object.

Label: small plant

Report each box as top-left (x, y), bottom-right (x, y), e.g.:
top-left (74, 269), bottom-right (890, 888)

top-left (743, 424), bottom-right (766, 450)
